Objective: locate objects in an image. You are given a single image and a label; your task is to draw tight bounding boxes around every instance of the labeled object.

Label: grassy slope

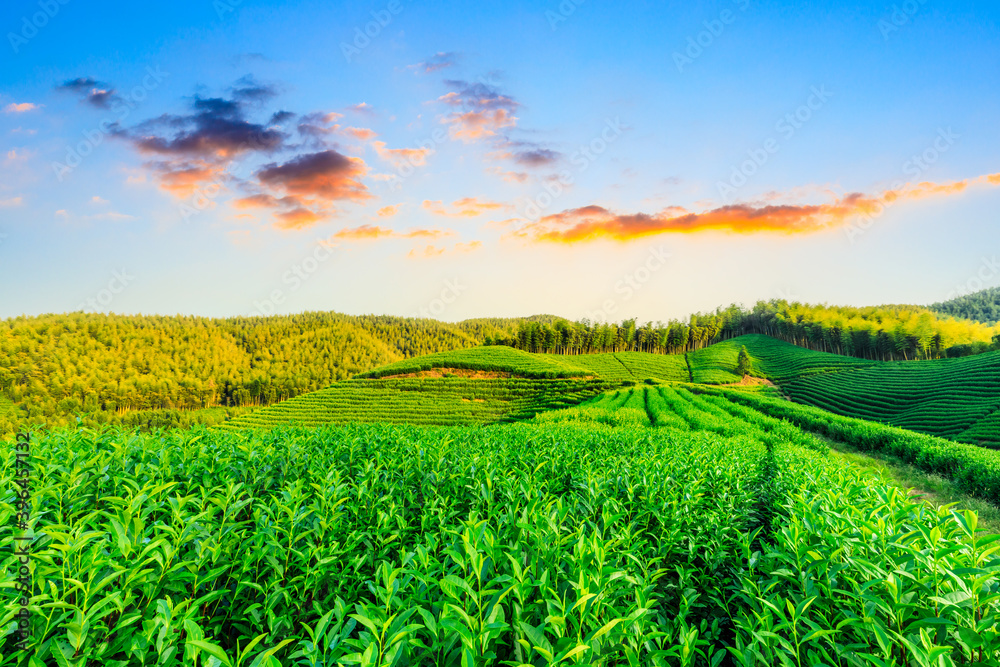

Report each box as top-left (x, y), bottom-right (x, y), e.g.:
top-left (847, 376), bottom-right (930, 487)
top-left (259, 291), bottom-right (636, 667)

top-left (540, 351), bottom-right (690, 382)
top-left (0, 395), bottom-right (13, 416)
top-left (218, 378), bottom-right (616, 430)
top-left (687, 334), bottom-right (877, 384)
top-left (685, 335), bottom-right (1000, 444)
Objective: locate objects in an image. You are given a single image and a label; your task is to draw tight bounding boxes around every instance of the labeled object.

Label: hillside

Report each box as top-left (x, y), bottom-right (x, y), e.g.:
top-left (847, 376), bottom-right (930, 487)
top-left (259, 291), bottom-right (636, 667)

top-left (0, 311), bottom-right (544, 435)
top-left (931, 286), bottom-right (1000, 325)
top-left (687, 334), bottom-right (878, 383)
top-left (685, 334), bottom-right (1000, 445)
top-left (781, 351), bottom-right (1000, 444)
top-left (354, 345), bottom-right (692, 383)
top-left (221, 348), bottom-right (688, 430)
top-left (218, 377), bottom-right (617, 430)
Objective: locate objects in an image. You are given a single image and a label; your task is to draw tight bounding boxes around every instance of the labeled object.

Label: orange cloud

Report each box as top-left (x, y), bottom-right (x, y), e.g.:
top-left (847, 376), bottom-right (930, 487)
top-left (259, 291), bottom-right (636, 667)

top-left (408, 245), bottom-right (447, 258)
top-left (487, 166), bottom-right (529, 183)
top-left (436, 81), bottom-right (520, 143)
top-left (332, 224), bottom-right (454, 241)
top-left (423, 197), bottom-right (508, 217)
top-left (0, 197), bottom-right (24, 207)
top-left (155, 161), bottom-right (227, 198)
top-left (257, 150), bottom-right (371, 204)
top-left (373, 141), bottom-right (431, 166)
top-left (232, 194), bottom-right (282, 209)
top-left (443, 109), bottom-right (517, 142)
top-left (407, 240), bottom-right (482, 258)
top-left (377, 204), bottom-right (400, 217)
top-left (344, 127), bottom-right (377, 141)
top-left (348, 103), bottom-right (374, 115)
top-left (455, 241), bottom-right (482, 253)
top-left (3, 102), bottom-right (40, 113)
top-left (511, 171), bottom-right (1000, 243)
top-left (275, 207), bottom-right (324, 230)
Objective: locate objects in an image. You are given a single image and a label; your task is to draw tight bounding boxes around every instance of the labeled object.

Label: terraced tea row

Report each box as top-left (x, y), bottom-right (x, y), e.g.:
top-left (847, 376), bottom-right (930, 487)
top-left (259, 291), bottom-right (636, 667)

top-left (781, 350), bottom-right (1000, 443)
top-left (217, 378), bottom-right (617, 430)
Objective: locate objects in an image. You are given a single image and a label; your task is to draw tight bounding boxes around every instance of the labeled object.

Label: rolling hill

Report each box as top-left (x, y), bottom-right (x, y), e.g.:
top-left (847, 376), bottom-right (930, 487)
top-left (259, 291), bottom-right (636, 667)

top-left (780, 352), bottom-right (1000, 444)
top-left (690, 334), bottom-right (1000, 445)
top-left (218, 347), bottom-right (691, 430)
top-left (217, 377), bottom-right (618, 430)
top-left (687, 334), bottom-right (878, 383)
top-left (930, 285), bottom-right (1000, 324)
top-left (217, 334), bottom-right (1000, 444)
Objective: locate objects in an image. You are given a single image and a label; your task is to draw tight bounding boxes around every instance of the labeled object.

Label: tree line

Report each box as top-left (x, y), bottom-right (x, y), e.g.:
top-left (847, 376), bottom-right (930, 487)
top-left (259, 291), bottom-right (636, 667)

top-left (931, 286), bottom-right (1000, 325)
top-left (485, 301), bottom-right (1000, 361)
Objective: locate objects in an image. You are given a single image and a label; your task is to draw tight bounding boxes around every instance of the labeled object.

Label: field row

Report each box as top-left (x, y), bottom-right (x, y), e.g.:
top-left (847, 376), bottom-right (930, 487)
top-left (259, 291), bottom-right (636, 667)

top-left (6, 405), bottom-right (999, 664)
top-left (539, 352), bottom-right (691, 383)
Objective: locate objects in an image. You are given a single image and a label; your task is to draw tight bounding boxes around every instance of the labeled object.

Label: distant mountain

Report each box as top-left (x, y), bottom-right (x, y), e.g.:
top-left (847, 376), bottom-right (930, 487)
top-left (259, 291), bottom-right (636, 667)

top-left (930, 287), bottom-right (1000, 325)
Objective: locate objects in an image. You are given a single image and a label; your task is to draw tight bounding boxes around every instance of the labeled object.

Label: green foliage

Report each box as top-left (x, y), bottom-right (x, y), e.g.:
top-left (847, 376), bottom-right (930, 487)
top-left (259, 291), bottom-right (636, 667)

top-left (736, 346), bottom-right (753, 377)
top-left (931, 285), bottom-right (1000, 325)
top-left (488, 301), bottom-right (1000, 362)
top-left (696, 385), bottom-right (1000, 500)
top-left (686, 345), bottom-right (743, 384)
top-left (537, 351), bottom-right (690, 383)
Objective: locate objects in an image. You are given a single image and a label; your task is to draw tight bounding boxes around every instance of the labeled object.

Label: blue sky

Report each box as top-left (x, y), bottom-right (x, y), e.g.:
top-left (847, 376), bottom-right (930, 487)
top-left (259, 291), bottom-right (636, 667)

top-left (1, 0), bottom-right (998, 322)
